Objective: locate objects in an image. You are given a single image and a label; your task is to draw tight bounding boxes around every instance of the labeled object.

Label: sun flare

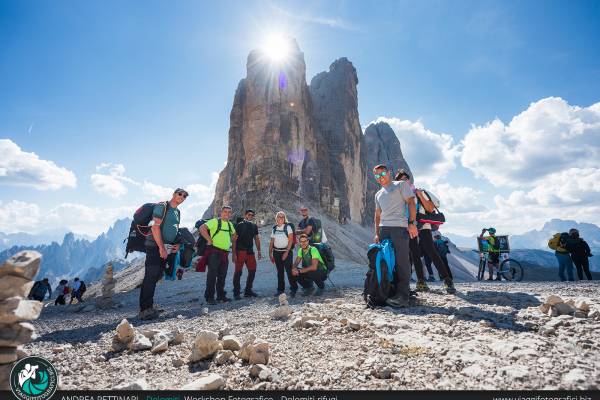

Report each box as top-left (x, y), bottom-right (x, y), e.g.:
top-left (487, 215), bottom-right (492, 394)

top-left (262, 34), bottom-right (290, 63)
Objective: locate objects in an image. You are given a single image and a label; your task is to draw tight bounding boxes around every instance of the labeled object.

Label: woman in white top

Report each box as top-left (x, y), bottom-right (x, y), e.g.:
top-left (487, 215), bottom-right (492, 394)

top-left (269, 211), bottom-right (298, 297)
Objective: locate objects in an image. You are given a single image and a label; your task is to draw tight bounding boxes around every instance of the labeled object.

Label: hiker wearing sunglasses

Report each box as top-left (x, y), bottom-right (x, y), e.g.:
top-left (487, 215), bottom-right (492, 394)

top-left (233, 209), bottom-right (262, 300)
top-left (373, 165), bottom-right (418, 308)
top-left (139, 188), bottom-right (187, 320)
top-left (292, 234), bottom-right (327, 296)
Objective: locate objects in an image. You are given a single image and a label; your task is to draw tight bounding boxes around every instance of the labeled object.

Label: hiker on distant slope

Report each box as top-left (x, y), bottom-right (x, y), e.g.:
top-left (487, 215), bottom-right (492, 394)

top-left (292, 234), bottom-right (327, 296)
top-left (54, 279), bottom-right (68, 305)
top-left (395, 170), bottom-right (456, 294)
top-left (199, 205), bottom-right (237, 305)
top-left (269, 211), bottom-right (298, 298)
top-left (479, 228), bottom-right (501, 280)
top-left (548, 232), bottom-right (575, 282)
top-left (568, 229), bottom-right (593, 280)
top-left (373, 164), bottom-right (418, 308)
top-left (68, 277), bottom-right (86, 304)
top-left (434, 233), bottom-right (452, 280)
top-left (139, 188), bottom-right (187, 320)
top-left (233, 209), bottom-right (262, 299)
top-left (29, 278), bottom-right (52, 302)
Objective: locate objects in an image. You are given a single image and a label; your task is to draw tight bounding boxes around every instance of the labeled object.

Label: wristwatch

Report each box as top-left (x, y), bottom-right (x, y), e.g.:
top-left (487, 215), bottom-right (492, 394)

top-left (408, 220), bottom-right (417, 226)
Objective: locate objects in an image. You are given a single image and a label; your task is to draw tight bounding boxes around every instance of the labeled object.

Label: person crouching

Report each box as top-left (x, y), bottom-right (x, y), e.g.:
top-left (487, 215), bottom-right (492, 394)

top-left (291, 234), bottom-right (327, 296)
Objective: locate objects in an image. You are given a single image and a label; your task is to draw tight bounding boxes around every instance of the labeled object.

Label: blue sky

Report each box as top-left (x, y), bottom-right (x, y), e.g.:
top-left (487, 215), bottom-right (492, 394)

top-left (1, 0), bottom-right (599, 237)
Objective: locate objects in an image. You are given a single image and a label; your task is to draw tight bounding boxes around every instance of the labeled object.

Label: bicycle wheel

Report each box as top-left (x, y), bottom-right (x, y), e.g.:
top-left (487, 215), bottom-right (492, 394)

top-left (500, 258), bottom-right (523, 281)
top-left (477, 257), bottom-right (486, 280)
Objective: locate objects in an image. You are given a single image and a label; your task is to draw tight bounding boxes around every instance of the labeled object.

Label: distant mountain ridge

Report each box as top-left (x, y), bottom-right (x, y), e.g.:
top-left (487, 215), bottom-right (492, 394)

top-left (0, 218), bottom-right (132, 284)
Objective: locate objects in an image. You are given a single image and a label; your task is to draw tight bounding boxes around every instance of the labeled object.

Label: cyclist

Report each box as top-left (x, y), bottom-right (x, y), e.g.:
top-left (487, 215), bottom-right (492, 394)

top-left (479, 227), bottom-right (501, 280)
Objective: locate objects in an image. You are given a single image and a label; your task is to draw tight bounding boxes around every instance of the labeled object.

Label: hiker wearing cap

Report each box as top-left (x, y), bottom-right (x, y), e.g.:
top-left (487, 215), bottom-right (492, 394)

top-left (373, 164), bottom-right (418, 308)
top-left (395, 170), bottom-right (456, 294)
top-left (29, 278), bottom-right (52, 302)
top-left (479, 227), bottom-right (500, 280)
top-left (292, 234), bottom-right (327, 296)
top-left (233, 209), bottom-right (262, 299)
top-left (139, 188), bottom-right (187, 320)
top-left (199, 205), bottom-right (237, 305)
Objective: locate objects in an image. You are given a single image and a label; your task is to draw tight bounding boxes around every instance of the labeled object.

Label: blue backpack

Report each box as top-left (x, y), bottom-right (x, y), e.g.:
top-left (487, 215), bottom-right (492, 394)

top-left (363, 240), bottom-right (396, 308)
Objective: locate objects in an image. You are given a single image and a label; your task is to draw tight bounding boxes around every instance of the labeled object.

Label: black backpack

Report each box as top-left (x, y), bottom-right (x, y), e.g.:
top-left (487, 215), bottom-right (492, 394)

top-left (363, 246), bottom-right (395, 308)
top-left (79, 281), bottom-right (87, 293)
top-left (195, 219), bottom-right (233, 256)
top-left (272, 223), bottom-right (296, 250)
top-left (311, 218), bottom-right (324, 243)
top-left (313, 242), bottom-right (335, 273)
top-left (124, 201), bottom-right (171, 258)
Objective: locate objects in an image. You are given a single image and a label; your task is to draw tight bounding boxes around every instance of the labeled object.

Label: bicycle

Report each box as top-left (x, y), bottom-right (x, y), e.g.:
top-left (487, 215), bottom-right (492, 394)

top-left (474, 250), bottom-right (524, 281)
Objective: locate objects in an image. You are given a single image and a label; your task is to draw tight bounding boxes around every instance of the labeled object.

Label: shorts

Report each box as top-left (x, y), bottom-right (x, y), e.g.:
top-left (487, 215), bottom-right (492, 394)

top-left (234, 250), bottom-right (257, 272)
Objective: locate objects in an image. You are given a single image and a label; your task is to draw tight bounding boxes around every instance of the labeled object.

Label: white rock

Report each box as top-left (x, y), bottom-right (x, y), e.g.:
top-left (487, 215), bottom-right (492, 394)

top-left (151, 341), bottom-right (168, 354)
top-left (554, 303), bottom-right (575, 316)
top-left (574, 298), bottom-right (590, 312)
top-left (271, 305), bottom-right (293, 320)
top-left (562, 368), bottom-right (586, 385)
top-left (546, 295), bottom-right (563, 305)
top-left (462, 364), bottom-right (484, 378)
top-left (114, 379), bottom-right (149, 390)
top-left (180, 373), bottom-right (225, 390)
top-left (249, 364), bottom-right (270, 378)
top-left (0, 298), bottom-right (42, 324)
top-left (189, 331), bottom-right (222, 362)
top-left (278, 293), bottom-right (288, 306)
top-left (347, 320), bottom-right (361, 331)
top-left (222, 335), bottom-right (241, 351)
top-left (115, 319), bottom-right (135, 343)
top-left (0, 251), bottom-right (41, 280)
top-left (128, 331), bottom-right (152, 351)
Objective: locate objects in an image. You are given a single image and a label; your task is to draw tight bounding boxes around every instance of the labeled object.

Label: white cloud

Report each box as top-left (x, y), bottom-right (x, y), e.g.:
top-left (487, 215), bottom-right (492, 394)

top-left (370, 117), bottom-right (460, 185)
top-left (90, 163), bottom-right (137, 198)
top-left (461, 97), bottom-right (600, 187)
top-left (45, 203), bottom-right (133, 237)
top-left (0, 139), bottom-right (77, 190)
top-left (0, 201), bottom-right (42, 234)
top-left (141, 181), bottom-right (173, 199)
top-left (179, 172), bottom-right (219, 228)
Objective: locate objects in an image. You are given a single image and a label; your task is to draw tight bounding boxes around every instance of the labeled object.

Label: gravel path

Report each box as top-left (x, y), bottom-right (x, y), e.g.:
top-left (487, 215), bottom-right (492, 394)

top-left (28, 258), bottom-right (600, 390)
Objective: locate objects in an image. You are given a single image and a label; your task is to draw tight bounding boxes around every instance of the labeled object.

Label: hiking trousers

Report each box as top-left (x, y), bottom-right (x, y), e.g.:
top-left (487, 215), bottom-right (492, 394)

top-left (555, 251), bottom-right (575, 281)
top-left (273, 250), bottom-right (297, 293)
top-left (297, 268), bottom-right (327, 289)
top-left (409, 236), bottom-right (427, 281)
top-left (233, 250), bottom-right (257, 295)
top-left (419, 229), bottom-right (451, 280)
top-left (205, 249), bottom-right (230, 300)
top-left (422, 252), bottom-right (434, 277)
top-left (140, 245), bottom-right (168, 311)
top-left (379, 226), bottom-right (411, 304)
top-left (572, 258), bottom-right (592, 280)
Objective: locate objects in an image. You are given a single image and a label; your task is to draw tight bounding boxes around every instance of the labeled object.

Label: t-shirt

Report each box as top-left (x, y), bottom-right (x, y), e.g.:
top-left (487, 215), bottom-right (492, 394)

top-left (297, 246), bottom-right (324, 269)
top-left (271, 224), bottom-right (294, 250)
top-left (483, 235), bottom-right (500, 253)
top-left (205, 218), bottom-right (236, 251)
top-left (298, 217), bottom-right (316, 239)
top-left (375, 181), bottom-right (415, 227)
top-left (146, 202), bottom-right (181, 245)
top-left (235, 220), bottom-right (259, 254)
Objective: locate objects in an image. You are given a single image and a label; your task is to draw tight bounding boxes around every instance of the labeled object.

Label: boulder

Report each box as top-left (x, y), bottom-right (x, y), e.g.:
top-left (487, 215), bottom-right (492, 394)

top-left (574, 298), bottom-right (590, 312)
top-left (222, 335), bottom-right (241, 351)
top-left (0, 251), bottom-right (41, 280)
top-left (0, 322), bottom-right (35, 347)
top-left (0, 276), bottom-right (34, 301)
top-left (151, 341), bottom-right (169, 354)
top-left (115, 319), bottom-right (135, 343)
top-left (553, 303), bottom-right (575, 316)
top-left (546, 295), bottom-right (563, 306)
top-left (214, 350), bottom-right (235, 365)
top-left (189, 331), bottom-right (222, 362)
top-left (0, 347), bottom-right (17, 364)
top-left (271, 305), bottom-right (292, 320)
top-left (249, 364), bottom-right (270, 379)
top-left (128, 332), bottom-right (152, 351)
top-left (239, 335), bottom-right (256, 361)
top-left (248, 341), bottom-right (270, 365)
top-left (181, 374), bottom-right (225, 390)
top-left (0, 298), bottom-right (42, 324)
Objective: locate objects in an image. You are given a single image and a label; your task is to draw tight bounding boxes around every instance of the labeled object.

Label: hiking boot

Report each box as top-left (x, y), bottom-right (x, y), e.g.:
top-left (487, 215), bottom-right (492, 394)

top-left (244, 290), bottom-right (258, 298)
top-left (487, 277), bottom-right (494, 281)
top-left (385, 296), bottom-right (409, 308)
top-left (301, 287), bottom-right (315, 297)
top-left (206, 298), bottom-right (217, 305)
top-left (289, 289), bottom-right (297, 299)
top-left (495, 275), bottom-right (502, 281)
top-left (139, 308), bottom-right (159, 321)
top-left (218, 297), bottom-right (231, 303)
top-left (415, 280), bottom-right (430, 292)
top-left (234, 294), bottom-right (242, 301)
top-left (444, 279), bottom-right (457, 294)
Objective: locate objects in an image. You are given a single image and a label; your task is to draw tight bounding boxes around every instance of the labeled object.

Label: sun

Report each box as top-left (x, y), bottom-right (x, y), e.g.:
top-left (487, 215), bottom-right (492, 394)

top-left (262, 34), bottom-right (290, 63)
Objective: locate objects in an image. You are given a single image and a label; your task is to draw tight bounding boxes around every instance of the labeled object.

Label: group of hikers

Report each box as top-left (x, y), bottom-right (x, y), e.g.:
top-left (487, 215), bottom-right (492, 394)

top-left (129, 163), bottom-right (458, 319)
top-left (549, 229), bottom-right (594, 281)
top-left (28, 277), bottom-right (87, 305)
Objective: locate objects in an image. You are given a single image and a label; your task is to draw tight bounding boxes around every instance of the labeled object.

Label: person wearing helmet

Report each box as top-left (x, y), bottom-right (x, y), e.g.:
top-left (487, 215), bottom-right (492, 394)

top-left (480, 227), bottom-right (501, 280)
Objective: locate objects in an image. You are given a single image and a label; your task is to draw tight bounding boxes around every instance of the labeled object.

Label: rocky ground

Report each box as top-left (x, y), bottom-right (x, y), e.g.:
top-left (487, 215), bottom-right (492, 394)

top-left (27, 258), bottom-right (600, 391)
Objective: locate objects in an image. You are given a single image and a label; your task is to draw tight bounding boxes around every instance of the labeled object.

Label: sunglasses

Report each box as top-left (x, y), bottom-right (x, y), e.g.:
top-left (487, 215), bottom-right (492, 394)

top-left (374, 171), bottom-right (387, 180)
top-left (177, 192), bottom-right (188, 198)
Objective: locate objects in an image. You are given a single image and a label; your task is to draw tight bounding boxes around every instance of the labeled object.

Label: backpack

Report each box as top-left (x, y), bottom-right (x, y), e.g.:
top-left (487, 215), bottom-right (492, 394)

top-left (548, 233), bottom-right (568, 252)
top-left (416, 189), bottom-right (445, 225)
top-left (195, 219), bottom-right (233, 256)
top-left (79, 281), bottom-right (87, 293)
top-left (272, 223), bottom-right (296, 250)
top-left (29, 281), bottom-right (46, 299)
top-left (124, 201), bottom-right (170, 258)
top-left (311, 218), bottom-right (324, 243)
top-left (313, 242), bottom-right (335, 273)
top-left (363, 241), bottom-right (396, 308)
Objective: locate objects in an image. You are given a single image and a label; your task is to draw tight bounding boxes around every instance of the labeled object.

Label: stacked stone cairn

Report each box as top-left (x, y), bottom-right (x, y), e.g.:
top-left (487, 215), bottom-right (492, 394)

top-left (0, 251), bottom-right (43, 389)
top-left (96, 263), bottom-right (118, 309)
